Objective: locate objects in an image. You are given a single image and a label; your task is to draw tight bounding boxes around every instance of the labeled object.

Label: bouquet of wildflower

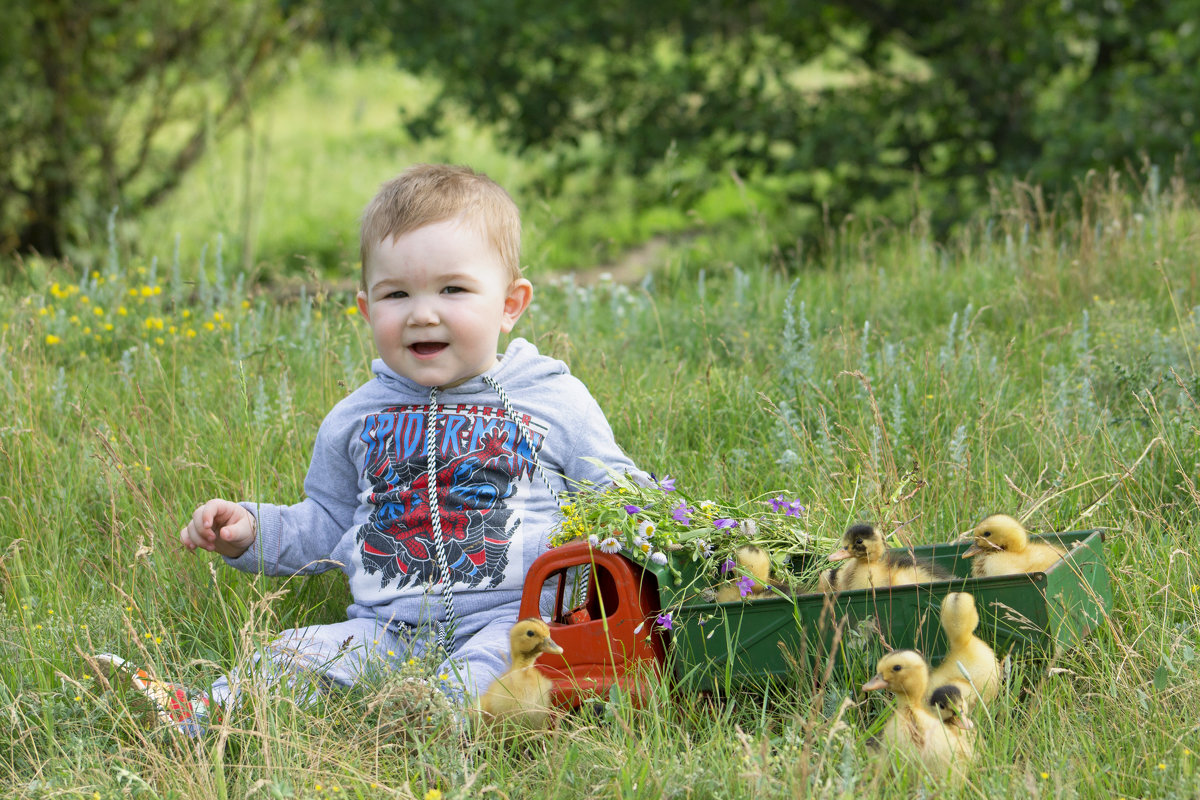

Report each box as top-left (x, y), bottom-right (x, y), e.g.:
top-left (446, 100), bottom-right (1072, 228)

top-left (550, 462), bottom-right (838, 596)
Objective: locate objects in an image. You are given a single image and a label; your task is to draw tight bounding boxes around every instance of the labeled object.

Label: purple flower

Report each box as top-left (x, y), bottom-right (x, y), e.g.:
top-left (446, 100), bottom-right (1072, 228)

top-left (768, 496), bottom-right (788, 512)
top-left (623, 504), bottom-right (643, 515)
top-left (671, 502), bottom-right (694, 524)
top-left (721, 558), bottom-right (736, 574)
top-left (657, 475), bottom-right (677, 492)
top-left (713, 518), bottom-right (738, 530)
top-left (737, 575), bottom-right (755, 597)
top-left (786, 500), bottom-right (806, 517)
top-left (656, 612), bottom-right (673, 630)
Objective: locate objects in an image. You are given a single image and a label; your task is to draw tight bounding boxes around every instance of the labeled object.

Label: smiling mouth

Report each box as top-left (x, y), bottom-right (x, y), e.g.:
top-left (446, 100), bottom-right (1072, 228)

top-left (409, 342), bottom-right (448, 357)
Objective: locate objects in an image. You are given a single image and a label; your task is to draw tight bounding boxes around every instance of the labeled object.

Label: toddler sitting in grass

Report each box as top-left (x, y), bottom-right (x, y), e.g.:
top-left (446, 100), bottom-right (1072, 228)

top-left (96, 163), bottom-right (639, 735)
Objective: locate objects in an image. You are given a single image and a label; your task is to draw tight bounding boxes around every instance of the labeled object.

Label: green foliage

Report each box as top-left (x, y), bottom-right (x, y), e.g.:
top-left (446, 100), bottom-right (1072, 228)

top-left (0, 0), bottom-right (316, 263)
top-left (328, 0), bottom-right (1200, 243)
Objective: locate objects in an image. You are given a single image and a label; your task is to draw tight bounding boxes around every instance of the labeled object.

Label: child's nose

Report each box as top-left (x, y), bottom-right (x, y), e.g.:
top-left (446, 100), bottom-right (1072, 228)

top-left (408, 297), bottom-right (439, 325)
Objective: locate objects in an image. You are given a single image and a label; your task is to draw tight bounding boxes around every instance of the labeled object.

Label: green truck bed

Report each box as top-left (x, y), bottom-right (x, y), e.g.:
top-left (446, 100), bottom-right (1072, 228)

top-left (654, 529), bottom-right (1111, 691)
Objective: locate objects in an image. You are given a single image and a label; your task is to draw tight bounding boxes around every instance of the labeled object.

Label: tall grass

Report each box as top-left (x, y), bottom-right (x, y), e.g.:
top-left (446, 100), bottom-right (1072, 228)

top-left (3, 163), bottom-right (1199, 798)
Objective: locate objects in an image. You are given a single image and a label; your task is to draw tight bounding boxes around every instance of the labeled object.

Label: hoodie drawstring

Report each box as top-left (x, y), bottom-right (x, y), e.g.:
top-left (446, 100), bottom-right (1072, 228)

top-left (425, 377), bottom-right (562, 657)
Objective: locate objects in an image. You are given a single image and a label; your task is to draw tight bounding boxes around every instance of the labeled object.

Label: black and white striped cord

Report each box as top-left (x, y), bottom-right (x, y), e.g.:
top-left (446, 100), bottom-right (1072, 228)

top-left (424, 386), bottom-right (458, 653)
top-left (482, 374), bottom-right (562, 507)
top-left (424, 376), bottom-right (562, 656)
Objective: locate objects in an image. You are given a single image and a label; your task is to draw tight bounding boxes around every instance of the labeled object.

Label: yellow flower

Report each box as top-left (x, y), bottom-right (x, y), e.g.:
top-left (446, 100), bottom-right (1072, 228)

top-left (104, 323), bottom-right (114, 332)
top-left (182, 309), bottom-right (191, 319)
top-left (424, 790), bottom-right (443, 800)
top-left (69, 315), bottom-right (80, 325)
top-left (93, 306), bottom-right (104, 316)
top-left (186, 328), bottom-right (197, 339)
top-left (154, 337), bottom-right (165, 346)
top-left (241, 300), bottom-right (251, 309)
top-left (45, 334), bottom-right (61, 345)
top-left (1040, 772), bottom-right (1049, 780)
top-left (38, 307), bottom-right (49, 316)
top-left (344, 306), bottom-right (359, 316)
top-left (203, 321), bottom-right (215, 332)
top-left (212, 311), bottom-right (224, 322)
top-left (80, 295), bottom-right (90, 304)
top-left (117, 306), bottom-right (128, 316)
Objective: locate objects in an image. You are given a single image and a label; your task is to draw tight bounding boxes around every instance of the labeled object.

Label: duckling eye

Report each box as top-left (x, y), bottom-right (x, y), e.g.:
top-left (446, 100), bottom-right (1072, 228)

top-left (891, 664), bottom-right (902, 672)
top-left (854, 538), bottom-right (863, 546)
top-left (982, 531), bottom-right (991, 537)
top-left (525, 630), bottom-right (536, 637)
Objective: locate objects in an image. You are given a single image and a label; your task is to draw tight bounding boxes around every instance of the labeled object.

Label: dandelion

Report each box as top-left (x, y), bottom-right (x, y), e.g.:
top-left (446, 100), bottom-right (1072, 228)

top-left (714, 518), bottom-right (738, 530)
top-left (45, 334), bottom-right (61, 345)
top-left (598, 536), bottom-right (622, 554)
top-left (671, 502), bottom-right (693, 524)
top-left (1040, 772), bottom-right (1049, 780)
top-left (656, 612), bottom-right (673, 630)
top-left (424, 790), bottom-right (443, 800)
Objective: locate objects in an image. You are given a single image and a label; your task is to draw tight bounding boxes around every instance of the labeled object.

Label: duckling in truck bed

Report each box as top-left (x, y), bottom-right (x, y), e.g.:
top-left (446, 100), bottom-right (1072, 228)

top-left (479, 618), bottom-right (563, 729)
top-left (714, 545), bottom-right (791, 602)
top-left (818, 523), bottom-right (949, 593)
top-left (962, 514), bottom-right (1066, 577)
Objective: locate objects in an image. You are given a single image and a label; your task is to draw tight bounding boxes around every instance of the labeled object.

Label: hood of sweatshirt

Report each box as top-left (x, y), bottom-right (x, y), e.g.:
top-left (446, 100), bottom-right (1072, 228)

top-left (369, 337), bottom-right (567, 399)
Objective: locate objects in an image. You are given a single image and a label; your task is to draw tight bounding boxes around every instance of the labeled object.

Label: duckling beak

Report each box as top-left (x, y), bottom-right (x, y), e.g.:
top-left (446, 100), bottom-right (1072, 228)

top-left (540, 637), bottom-right (564, 655)
top-left (946, 713), bottom-right (975, 731)
top-left (961, 545), bottom-right (981, 558)
top-left (861, 675), bottom-right (888, 692)
top-left (828, 549), bottom-right (853, 562)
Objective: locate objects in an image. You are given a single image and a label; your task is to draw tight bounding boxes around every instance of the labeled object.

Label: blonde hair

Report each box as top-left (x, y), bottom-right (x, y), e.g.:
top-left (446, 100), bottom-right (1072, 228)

top-left (359, 164), bottom-right (522, 289)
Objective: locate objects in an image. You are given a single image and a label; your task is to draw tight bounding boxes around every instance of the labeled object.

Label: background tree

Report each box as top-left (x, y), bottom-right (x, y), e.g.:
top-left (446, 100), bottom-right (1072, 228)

top-left (0, 0), bottom-right (314, 263)
top-left (334, 0), bottom-right (1199, 243)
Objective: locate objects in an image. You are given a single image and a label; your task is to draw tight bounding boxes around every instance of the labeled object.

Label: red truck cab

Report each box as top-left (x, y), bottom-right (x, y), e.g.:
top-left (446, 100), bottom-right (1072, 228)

top-left (517, 540), bottom-right (669, 708)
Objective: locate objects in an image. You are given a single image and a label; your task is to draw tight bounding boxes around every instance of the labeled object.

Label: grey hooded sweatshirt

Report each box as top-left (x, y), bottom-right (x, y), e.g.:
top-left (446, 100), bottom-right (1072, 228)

top-left (224, 337), bottom-right (637, 634)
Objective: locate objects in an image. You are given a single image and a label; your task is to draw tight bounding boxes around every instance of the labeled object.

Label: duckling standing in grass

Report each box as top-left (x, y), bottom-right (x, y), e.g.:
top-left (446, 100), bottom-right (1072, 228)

top-left (962, 514), bottom-right (1066, 578)
top-left (714, 545), bottom-right (786, 602)
top-left (479, 618), bottom-right (563, 729)
top-left (862, 650), bottom-right (975, 779)
top-left (928, 592), bottom-right (1000, 722)
top-left (818, 524), bottom-right (949, 593)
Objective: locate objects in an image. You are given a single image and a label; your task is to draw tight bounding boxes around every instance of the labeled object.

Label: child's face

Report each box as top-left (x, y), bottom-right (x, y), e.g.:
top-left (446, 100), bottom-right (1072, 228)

top-left (357, 219), bottom-right (531, 388)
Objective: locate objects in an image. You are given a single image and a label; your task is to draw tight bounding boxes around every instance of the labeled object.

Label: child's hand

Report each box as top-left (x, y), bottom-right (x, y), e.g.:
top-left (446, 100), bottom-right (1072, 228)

top-left (180, 499), bottom-right (256, 558)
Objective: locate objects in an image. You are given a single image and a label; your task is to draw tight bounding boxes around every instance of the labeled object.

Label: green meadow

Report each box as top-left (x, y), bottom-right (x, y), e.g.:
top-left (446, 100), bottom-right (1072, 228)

top-left (3, 54), bottom-right (1199, 800)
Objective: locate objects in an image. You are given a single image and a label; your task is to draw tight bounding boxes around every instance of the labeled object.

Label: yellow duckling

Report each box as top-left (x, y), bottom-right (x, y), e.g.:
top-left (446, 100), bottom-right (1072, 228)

top-left (962, 514), bottom-right (1066, 577)
top-left (862, 650), bottom-right (975, 779)
top-left (928, 592), bottom-right (1000, 722)
top-left (479, 618), bottom-right (563, 728)
top-left (818, 524), bottom-right (949, 593)
top-left (715, 545), bottom-right (785, 602)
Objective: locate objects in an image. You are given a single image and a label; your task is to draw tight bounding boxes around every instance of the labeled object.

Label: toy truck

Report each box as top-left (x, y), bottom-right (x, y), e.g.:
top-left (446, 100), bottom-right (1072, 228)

top-left (518, 529), bottom-right (1112, 707)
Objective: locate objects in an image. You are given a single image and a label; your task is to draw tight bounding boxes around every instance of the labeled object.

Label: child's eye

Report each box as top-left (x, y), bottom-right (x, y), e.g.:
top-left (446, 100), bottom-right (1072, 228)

top-left (384, 290), bottom-right (407, 300)
top-left (442, 286), bottom-right (465, 295)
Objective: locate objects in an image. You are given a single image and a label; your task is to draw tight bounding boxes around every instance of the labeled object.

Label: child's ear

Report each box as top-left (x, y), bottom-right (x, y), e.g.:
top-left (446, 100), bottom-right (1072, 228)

top-left (501, 279), bottom-right (533, 332)
top-left (355, 290), bottom-right (371, 323)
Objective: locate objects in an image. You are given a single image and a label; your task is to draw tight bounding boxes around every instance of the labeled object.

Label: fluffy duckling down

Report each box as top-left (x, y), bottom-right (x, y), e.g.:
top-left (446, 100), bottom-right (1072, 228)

top-left (715, 545), bottom-right (786, 602)
top-left (963, 514), bottom-right (1066, 578)
top-left (479, 618), bottom-right (563, 728)
top-left (928, 592), bottom-right (1000, 723)
top-left (818, 524), bottom-right (949, 593)
top-left (862, 650), bottom-right (975, 779)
